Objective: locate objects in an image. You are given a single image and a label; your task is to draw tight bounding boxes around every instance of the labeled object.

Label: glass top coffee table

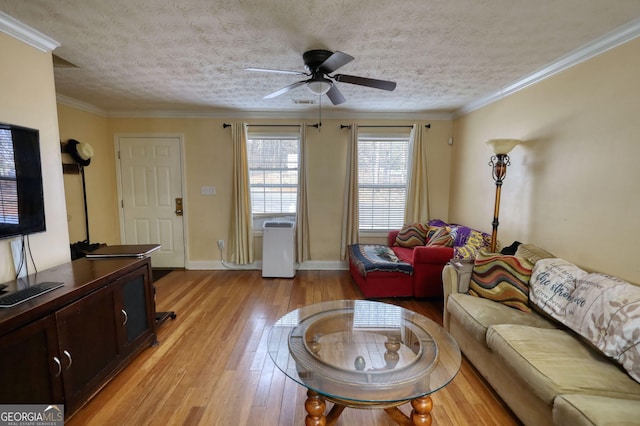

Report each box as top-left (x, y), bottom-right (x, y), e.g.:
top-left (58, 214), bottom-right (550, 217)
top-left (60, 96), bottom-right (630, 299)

top-left (268, 300), bottom-right (461, 425)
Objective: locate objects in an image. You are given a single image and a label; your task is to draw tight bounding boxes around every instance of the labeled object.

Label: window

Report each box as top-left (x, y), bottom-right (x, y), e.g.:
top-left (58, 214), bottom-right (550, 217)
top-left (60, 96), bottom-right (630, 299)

top-left (0, 129), bottom-right (18, 225)
top-left (358, 135), bottom-right (410, 231)
top-left (247, 135), bottom-right (299, 223)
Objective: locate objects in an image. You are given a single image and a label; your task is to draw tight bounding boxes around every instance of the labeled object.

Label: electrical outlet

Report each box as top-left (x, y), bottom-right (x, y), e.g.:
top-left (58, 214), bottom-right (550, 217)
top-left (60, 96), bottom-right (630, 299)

top-left (217, 240), bottom-right (224, 250)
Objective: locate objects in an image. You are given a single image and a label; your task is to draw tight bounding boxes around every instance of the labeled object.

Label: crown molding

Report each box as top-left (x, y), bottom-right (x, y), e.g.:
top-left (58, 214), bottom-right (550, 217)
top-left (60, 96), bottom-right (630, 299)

top-left (0, 11), bottom-right (60, 52)
top-left (56, 94), bottom-right (107, 116)
top-left (56, 94), bottom-right (453, 120)
top-left (105, 107), bottom-right (453, 121)
top-left (456, 17), bottom-right (640, 117)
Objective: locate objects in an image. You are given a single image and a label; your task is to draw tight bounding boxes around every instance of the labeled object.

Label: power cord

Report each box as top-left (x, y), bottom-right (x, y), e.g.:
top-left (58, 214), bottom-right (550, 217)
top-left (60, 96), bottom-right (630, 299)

top-left (217, 240), bottom-right (300, 272)
top-left (14, 234), bottom-right (39, 279)
top-left (218, 242), bottom-right (259, 270)
top-left (26, 234), bottom-right (37, 274)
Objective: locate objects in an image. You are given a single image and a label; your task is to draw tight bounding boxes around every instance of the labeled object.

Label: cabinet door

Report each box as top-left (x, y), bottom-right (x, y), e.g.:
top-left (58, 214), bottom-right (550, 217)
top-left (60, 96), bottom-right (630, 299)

top-left (114, 264), bottom-right (156, 354)
top-left (55, 285), bottom-right (120, 411)
top-left (119, 272), bottom-right (153, 350)
top-left (0, 315), bottom-right (63, 404)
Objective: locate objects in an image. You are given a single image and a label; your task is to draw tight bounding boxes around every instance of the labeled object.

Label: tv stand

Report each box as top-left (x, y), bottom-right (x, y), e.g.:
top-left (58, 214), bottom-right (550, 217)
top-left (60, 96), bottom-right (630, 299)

top-left (85, 244), bottom-right (177, 330)
top-left (0, 257), bottom-right (157, 418)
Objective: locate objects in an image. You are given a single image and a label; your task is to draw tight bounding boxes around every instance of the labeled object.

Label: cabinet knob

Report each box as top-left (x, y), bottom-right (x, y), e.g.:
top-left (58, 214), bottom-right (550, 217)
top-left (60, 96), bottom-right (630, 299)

top-left (121, 309), bottom-right (129, 325)
top-left (63, 350), bottom-right (73, 369)
top-left (53, 356), bottom-right (62, 377)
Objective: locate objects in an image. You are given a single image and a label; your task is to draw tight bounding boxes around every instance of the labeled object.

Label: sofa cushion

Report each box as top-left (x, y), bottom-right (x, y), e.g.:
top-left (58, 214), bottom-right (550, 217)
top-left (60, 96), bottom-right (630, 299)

top-left (390, 246), bottom-right (414, 264)
top-left (530, 258), bottom-right (640, 382)
top-left (395, 223), bottom-right (429, 247)
top-left (348, 244), bottom-right (413, 276)
top-left (553, 394), bottom-right (640, 426)
top-left (425, 225), bottom-right (453, 247)
top-left (468, 251), bottom-right (534, 312)
top-left (486, 324), bottom-right (640, 405)
top-left (447, 293), bottom-right (557, 348)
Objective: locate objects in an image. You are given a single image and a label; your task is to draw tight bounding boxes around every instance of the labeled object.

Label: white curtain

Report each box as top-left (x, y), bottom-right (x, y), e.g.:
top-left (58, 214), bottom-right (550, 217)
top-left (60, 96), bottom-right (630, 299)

top-left (340, 123), bottom-right (360, 259)
top-left (404, 124), bottom-right (430, 223)
top-left (228, 122), bottom-right (254, 264)
top-left (296, 125), bottom-right (310, 262)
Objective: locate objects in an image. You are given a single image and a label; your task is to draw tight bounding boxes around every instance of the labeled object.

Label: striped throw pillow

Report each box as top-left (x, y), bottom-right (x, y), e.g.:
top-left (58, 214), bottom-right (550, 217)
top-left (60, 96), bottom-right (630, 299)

top-left (395, 223), bottom-right (429, 247)
top-left (468, 251), bottom-right (534, 312)
top-left (425, 226), bottom-right (454, 246)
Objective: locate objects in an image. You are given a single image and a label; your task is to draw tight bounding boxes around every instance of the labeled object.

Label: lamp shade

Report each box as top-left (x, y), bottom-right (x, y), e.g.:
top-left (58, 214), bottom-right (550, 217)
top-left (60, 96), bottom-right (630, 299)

top-left (307, 77), bottom-right (332, 95)
top-left (485, 139), bottom-right (521, 155)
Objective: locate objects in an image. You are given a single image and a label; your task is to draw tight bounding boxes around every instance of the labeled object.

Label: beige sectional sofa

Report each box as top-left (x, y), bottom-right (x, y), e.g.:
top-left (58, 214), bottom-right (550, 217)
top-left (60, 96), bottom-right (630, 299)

top-left (442, 245), bottom-right (640, 426)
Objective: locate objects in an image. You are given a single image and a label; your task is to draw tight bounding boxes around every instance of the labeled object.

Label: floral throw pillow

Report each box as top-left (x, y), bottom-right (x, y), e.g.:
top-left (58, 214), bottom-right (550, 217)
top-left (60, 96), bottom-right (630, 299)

top-left (530, 258), bottom-right (640, 383)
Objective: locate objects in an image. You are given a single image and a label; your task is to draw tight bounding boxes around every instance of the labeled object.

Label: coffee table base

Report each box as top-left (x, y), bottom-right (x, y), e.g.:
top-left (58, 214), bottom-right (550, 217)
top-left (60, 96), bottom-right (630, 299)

top-left (304, 390), bottom-right (433, 426)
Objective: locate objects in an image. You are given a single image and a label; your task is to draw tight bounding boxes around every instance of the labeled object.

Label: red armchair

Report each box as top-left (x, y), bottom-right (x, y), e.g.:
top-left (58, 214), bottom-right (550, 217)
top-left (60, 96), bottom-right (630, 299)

top-left (387, 230), bottom-right (453, 298)
top-left (349, 221), bottom-right (490, 299)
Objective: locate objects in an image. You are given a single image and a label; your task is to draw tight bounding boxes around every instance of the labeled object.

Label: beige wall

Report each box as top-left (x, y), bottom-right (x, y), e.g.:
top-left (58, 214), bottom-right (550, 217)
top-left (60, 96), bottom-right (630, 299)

top-left (57, 104), bottom-right (118, 244)
top-left (0, 33), bottom-right (70, 283)
top-left (53, 112), bottom-right (452, 266)
top-left (450, 37), bottom-right (640, 284)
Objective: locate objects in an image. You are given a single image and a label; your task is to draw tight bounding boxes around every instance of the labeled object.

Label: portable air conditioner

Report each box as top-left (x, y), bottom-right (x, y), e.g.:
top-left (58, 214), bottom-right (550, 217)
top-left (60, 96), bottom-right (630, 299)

top-left (262, 221), bottom-right (296, 278)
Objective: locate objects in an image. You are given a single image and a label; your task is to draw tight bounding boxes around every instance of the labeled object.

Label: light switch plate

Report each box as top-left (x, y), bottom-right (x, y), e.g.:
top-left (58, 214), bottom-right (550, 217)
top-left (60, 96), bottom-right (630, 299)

top-left (201, 186), bottom-right (216, 195)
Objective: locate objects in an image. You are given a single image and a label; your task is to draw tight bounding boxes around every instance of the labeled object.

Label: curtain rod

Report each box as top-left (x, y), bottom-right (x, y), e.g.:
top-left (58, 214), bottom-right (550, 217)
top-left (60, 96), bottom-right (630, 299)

top-left (340, 124), bottom-right (431, 129)
top-left (223, 123), bottom-right (320, 128)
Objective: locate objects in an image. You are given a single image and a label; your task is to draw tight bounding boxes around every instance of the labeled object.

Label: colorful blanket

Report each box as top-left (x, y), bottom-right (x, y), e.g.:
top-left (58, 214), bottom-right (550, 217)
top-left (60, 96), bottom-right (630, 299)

top-left (348, 244), bottom-right (413, 276)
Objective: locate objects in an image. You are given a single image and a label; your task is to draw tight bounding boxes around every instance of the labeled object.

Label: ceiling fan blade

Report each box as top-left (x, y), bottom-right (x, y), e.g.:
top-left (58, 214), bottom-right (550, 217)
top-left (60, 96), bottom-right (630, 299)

top-left (333, 74), bottom-right (396, 91)
top-left (263, 81), bottom-right (306, 99)
top-left (245, 67), bottom-right (306, 76)
top-left (319, 51), bottom-right (354, 74)
top-left (326, 84), bottom-right (346, 105)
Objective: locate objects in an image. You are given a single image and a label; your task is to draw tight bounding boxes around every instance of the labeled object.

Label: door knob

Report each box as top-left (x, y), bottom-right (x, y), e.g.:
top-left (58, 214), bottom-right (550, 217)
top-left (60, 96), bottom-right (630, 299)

top-left (175, 198), bottom-right (183, 216)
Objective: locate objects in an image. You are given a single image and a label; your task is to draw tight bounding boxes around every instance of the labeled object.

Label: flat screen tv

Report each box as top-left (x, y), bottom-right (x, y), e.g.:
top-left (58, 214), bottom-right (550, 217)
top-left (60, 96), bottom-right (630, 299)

top-left (0, 122), bottom-right (46, 239)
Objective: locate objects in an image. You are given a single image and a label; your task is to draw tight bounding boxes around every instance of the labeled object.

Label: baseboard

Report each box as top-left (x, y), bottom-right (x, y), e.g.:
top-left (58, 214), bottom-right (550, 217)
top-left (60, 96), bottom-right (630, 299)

top-left (186, 260), bottom-right (259, 270)
top-left (297, 260), bottom-right (349, 270)
top-left (185, 259), bottom-right (348, 271)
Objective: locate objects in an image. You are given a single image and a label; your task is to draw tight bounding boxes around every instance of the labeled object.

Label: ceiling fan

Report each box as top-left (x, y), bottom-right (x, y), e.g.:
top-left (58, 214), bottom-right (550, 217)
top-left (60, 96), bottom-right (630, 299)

top-left (246, 49), bottom-right (396, 105)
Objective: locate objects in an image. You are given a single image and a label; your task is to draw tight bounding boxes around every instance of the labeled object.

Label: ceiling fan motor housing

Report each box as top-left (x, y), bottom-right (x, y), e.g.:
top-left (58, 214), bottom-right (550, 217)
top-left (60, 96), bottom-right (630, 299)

top-left (303, 49), bottom-right (334, 72)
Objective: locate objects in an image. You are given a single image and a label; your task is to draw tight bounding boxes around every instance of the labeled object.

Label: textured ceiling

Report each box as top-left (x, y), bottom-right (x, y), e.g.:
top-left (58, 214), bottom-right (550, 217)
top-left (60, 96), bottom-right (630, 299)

top-left (1, 1), bottom-right (640, 115)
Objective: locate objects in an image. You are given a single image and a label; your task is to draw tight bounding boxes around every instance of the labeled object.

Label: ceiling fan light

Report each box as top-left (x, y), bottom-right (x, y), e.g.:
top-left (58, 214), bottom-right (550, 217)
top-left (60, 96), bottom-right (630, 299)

top-left (307, 80), bottom-right (332, 95)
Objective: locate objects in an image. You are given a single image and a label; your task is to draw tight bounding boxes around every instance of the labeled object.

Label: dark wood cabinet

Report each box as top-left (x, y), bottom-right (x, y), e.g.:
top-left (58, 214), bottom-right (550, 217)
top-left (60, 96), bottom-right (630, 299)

top-left (116, 270), bottom-right (155, 353)
top-left (55, 284), bottom-right (121, 413)
top-left (0, 257), bottom-right (156, 417)
top-left (0, 314), bottom-right (63, 404)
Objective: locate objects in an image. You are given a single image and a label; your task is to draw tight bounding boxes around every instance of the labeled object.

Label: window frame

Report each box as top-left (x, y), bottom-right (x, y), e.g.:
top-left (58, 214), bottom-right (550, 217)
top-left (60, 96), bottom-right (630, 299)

top-left (246, 130), bottom-right (301, 231)
top-left (356, 132), bottom-right (411, 234)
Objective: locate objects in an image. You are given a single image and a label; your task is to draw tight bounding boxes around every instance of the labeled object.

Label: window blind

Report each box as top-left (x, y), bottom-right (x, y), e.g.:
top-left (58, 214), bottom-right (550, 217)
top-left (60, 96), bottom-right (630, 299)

top-left (0, 129), bottom-right (18, 225)
top-left (357, 137), bottom-right (409, 231)
top-left (247, 137), bottom-right (299, 215)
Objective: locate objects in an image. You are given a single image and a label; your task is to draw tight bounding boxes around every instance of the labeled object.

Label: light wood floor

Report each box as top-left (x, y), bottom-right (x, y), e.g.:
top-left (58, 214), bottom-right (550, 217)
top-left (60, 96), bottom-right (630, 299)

top-left (67, 270), bottom-right (520, 425)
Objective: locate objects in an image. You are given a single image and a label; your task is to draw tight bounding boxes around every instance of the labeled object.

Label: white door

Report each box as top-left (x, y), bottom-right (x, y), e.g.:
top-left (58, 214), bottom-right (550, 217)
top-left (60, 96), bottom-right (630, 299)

top-left (117, 136), bottom-right (185, 268)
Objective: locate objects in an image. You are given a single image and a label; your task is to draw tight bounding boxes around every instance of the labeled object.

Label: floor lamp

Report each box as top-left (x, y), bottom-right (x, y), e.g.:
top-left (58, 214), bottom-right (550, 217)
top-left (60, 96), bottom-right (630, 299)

top-left (486, 139), bottom-right (521, 253)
